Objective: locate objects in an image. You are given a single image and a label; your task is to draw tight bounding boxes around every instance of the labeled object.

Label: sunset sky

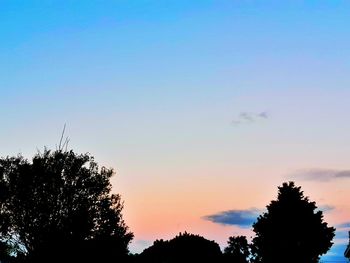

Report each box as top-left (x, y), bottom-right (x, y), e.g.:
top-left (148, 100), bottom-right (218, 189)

top-left (1, 1), bottom-right (350, 261)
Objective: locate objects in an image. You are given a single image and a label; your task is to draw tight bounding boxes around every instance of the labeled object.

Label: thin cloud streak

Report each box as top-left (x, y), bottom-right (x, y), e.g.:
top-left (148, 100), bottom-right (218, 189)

top-left (231, 111), bottom-right (269, 126)
top-left (336, 222), bottom-right (350, 229)
top-left (317, 205), bottom-right (335, 213)
top-left (291, 168), bottom-right (350, 182)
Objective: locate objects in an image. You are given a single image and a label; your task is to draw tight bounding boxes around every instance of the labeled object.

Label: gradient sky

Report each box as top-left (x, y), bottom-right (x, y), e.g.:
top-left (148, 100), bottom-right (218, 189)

top-left (1, 0), bottom-right (350, 261)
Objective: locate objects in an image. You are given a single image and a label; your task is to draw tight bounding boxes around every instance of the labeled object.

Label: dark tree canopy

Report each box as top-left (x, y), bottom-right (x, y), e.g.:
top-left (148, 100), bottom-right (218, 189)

top-left (139, 232), bottom-right (222, 263)
top-left (0, 149), bottom-right (133, 263)
top-left (251, 182), bottom-right (335, 263)
top-left (223, 236), bottom-right (250, 263)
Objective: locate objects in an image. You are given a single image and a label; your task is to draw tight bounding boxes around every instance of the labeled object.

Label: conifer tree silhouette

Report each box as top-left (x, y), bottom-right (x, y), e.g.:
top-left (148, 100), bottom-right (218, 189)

top-left (251, 182), bottom-right (335, 263)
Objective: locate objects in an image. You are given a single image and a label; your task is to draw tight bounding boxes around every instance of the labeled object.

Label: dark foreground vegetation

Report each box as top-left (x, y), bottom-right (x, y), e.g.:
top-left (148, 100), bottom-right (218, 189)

top-left (0, 149), bottom-right (335, 262)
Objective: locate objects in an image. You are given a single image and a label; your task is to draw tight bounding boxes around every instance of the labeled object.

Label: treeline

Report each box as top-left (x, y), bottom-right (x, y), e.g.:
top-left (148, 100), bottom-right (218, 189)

top-left (0, 149), bottom-right (336, 263)
top-left (129, 232), bottom-right (247, 263)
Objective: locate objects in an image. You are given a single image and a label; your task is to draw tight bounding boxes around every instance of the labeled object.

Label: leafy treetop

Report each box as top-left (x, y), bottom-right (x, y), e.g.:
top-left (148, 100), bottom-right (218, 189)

top-left (0, 149), bottom-right (133, 263)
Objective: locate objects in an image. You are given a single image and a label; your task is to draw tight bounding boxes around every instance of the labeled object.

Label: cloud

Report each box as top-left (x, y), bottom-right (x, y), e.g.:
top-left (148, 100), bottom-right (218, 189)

top-left (203, 208), bottom-right (260, 228)
top-left (257, 112), bottom-right (269, 119)
top-left (317, 205), bottom-right (335, 213)
top-left (231, 111), bottom-right (269, 126)
top-left (336, 222), bottom-right (350, 229)
top-left (291, 168), bottom-right (350, 182)
top-left (239, 112), bottom-right (255, 122)
top-left (335, 170), bottom-right (350, 178)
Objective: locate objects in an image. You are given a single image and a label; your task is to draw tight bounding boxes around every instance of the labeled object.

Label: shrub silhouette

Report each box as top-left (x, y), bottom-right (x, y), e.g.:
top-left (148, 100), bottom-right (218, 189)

top-left (0, 149), bottom-right (133, 263)
top-left (139, 232), bottom-right (222, 262)
top-left (251, 182), bottom-right (335, 263)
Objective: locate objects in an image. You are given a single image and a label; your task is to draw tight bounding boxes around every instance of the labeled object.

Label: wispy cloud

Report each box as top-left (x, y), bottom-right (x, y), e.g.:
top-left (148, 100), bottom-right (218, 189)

top-left (203, 208), bottom-right (260, 228)
top-left (336, 222), bottom-right (350, 229)
top-left (291, 168), bottom-right (350, 182)
top-left (317, 205), bottom-right (335, 213)
top-left (231, 111), bottom-right (269, 126)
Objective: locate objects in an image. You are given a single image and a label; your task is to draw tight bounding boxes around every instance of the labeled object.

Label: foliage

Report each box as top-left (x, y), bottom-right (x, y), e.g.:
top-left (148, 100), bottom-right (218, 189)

top-left (0, 149), bottom-right (133, 262)
top-left (251, 182), bottom-right (335, 263)
top-left (223, 236), bottom-right (250, 263)
top-left (139, 232), bottom-right (222, 262)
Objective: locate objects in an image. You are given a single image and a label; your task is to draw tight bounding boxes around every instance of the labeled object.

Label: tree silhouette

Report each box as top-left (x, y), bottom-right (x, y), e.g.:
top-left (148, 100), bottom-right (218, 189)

top-left (223, 236), bottom-right (250, 263)
top-left (139, 232), bottom-right (222, 262)
top-left (0, 149), bottom-right (133, 263)
top-left (251, 182), bottom-right (335, 263)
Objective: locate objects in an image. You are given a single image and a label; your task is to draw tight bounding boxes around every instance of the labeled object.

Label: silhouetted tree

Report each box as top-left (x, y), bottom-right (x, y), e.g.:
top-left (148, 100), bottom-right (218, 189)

top-left (251, 182), bottom-right (335, 263)
top-left (223, 236), bottom-right (250, 263)
top-left (0, 149), bottom-right (133, 263)
top-left (139, 232), bottom-right (222, 262)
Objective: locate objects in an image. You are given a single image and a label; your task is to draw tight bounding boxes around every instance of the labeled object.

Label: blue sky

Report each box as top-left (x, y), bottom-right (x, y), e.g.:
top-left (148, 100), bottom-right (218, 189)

top-left (1, 1), bottom-right (350, 260)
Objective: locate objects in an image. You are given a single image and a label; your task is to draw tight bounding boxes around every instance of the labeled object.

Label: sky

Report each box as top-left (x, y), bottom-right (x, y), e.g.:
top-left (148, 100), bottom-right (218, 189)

top-left (1, 0), bottom-right (350, 261)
